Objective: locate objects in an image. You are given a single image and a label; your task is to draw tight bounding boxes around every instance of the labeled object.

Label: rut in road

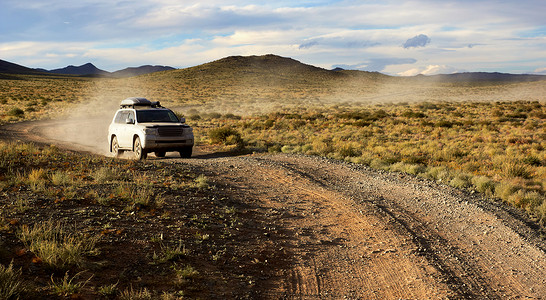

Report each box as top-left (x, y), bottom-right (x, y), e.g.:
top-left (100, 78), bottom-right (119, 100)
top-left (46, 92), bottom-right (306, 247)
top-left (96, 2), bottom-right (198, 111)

top-left (183, 154), bottom-right (546, 299)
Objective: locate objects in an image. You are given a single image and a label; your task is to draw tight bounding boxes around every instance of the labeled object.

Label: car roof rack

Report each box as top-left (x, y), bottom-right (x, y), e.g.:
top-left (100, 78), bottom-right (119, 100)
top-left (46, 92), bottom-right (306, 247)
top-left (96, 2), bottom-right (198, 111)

top-left (120, 97), bottom-right (162, 108)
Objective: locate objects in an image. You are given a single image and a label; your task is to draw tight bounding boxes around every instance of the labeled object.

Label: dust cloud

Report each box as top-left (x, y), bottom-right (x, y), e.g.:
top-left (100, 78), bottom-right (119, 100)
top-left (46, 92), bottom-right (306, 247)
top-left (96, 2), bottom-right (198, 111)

top-left (41, 78), bottom-right (147, 155)
top-left (173, 77), bottom-right (546, 119)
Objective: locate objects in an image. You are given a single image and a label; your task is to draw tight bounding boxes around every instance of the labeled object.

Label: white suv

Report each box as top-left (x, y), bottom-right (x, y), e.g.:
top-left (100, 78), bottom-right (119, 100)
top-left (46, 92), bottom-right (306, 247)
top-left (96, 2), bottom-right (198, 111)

top-left (108, 97), bottom-right (194, 159)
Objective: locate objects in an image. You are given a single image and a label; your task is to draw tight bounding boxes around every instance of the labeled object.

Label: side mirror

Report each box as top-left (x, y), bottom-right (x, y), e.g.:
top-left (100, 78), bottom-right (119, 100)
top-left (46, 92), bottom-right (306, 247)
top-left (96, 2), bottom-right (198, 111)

top-left (179, 117), bottom-right (186, 123)
top-left (125, 118), bottom-right (135, 124)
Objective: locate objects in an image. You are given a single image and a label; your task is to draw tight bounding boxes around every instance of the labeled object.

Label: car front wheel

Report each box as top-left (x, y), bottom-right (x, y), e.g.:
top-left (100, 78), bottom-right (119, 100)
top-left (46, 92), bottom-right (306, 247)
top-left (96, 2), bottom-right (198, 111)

top-left (134, 137), bottom-right (147, 160)
top-left (111, 136), bottom-right (123, 157)
top-left (179, 147), bottom-right (192, 158)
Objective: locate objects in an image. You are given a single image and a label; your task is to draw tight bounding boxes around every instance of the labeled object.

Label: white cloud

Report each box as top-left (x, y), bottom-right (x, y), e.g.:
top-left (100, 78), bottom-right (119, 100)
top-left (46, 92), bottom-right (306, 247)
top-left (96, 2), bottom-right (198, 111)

top-left (533, 67), bottom-right (546, 74)
top-left (334, 58), bottom-right (417, 72)
top-left (1, 0), bottom-right (545, 73)
top-left (398, 65), bottom-right (461, 76)
top-left (0, 41), bottom-right (95, 68)
top-left (403, 34), bottom-right (431, 48)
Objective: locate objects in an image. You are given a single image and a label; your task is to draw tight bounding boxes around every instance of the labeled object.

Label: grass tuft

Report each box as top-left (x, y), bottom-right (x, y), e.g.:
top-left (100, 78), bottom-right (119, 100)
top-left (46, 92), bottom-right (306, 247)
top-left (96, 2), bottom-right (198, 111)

top-left (49, 271), bottom-right (91, 297)
top-left (0, 261), bottom-right (28, 299)
top-left (119, 286), bottom-right (152, 300)
top-left (97, 282), bottom-right (119, 298)
top-left (153, 241), bottom-right (188, 263)
top-left (17, 220), bottom-right (100, 271)
top-left (192, 174), bottom-right (209, 189)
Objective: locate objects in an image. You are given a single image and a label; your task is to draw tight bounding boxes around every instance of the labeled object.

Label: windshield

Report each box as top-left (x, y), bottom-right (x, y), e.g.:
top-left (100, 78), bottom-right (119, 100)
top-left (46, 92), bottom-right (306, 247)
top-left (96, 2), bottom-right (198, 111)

top-left (136, 110), bottom-right (179, 123)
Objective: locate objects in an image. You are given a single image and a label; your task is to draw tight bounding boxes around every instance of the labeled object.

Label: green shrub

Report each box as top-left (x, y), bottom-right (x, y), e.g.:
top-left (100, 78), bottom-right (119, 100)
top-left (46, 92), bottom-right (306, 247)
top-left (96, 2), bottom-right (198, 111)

top-left (7, 107), bottom-right (24, 117)
top-left (507, 190), bottom-right (543, 211)
top-left (268, 145), bottom-right (281, 153)
top-left (537, 201), bottom-right (546, 225)
top-left (503, 162), bottom-right (532, 179)
top-left (281, 145), bottom-right (294, 153)
top-left (208, 126), bottom-right (243, 146)
top-left (311, 138), bottom-right (334, 156)
top-left (495, 181), bottom-right (519, 202)
top-left (369, 158), bottom-right (390, 170)
top-left (401, 110), bottom-right (427, 118)
top-left (425, 166), bottom-right (452, 182)
top-left (471, 176), bottom-right (496, 196)
top-left (449, 173), bottom-right (472, 189)
top-left (389, 162), bottom-right (426, 175)
top-left (336, 142), bottom-right (361, 158)
top-left (522, 156), bottom-right (542, 166)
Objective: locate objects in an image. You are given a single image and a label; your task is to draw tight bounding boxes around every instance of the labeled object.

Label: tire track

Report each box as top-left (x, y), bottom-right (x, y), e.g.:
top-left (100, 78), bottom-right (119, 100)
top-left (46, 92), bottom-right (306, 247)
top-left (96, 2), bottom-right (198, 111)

top-left (264, 154), bottom-right (546, 299)
top-left (192, 156), bottom-right (458, 299)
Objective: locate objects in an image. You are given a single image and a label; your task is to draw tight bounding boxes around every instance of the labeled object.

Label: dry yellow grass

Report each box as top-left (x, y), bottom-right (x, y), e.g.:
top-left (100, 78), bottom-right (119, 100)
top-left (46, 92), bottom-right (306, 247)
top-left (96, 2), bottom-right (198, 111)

top-left (195, 100), bottom-right (546, 224)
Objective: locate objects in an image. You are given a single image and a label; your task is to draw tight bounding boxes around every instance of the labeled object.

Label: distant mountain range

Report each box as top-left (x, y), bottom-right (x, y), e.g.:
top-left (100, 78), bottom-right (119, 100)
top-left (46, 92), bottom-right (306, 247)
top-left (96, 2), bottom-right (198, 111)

top-left (1, 60), bottom-right (175, 78)
top-left (412, 72), bottom-right (546, 83)
top-left (36, 63), bottom-right (110, 76)
top-left (1, 57), bottom-right (545, 82)
top-left (110, 65), bottom-right (176, 77)
top-left (0, 59), bottom-right (44, 75)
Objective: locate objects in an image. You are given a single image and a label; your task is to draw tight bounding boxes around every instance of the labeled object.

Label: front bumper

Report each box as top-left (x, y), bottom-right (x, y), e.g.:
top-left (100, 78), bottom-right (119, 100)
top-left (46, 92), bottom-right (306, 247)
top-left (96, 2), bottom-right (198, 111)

top-left (143, 136), bottom-right (194, 150)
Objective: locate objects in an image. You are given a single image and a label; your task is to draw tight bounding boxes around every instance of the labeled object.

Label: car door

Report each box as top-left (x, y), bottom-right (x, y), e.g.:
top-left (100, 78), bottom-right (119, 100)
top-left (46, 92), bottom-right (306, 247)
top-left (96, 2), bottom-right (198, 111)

top-left (110, 111), bottom-right (125, 148)
top-left (119, 111), bottom-right (136, 148)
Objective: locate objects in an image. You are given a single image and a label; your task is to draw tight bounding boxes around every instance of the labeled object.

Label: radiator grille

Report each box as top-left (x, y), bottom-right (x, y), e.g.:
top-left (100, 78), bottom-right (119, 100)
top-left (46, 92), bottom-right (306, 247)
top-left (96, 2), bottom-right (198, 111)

top-left (157, 126), bottom-right (184, 137)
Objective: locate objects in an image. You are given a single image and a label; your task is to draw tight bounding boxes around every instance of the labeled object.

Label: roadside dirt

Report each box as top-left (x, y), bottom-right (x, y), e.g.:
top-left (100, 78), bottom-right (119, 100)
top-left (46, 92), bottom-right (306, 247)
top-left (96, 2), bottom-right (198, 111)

top-left (2, 120), bottom-right (546, 299)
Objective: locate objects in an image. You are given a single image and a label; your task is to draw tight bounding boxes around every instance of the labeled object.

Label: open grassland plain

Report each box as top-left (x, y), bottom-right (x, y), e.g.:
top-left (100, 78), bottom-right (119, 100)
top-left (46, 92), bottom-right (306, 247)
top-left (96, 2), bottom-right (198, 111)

top-left (195, 100), bottom-right (546, 226)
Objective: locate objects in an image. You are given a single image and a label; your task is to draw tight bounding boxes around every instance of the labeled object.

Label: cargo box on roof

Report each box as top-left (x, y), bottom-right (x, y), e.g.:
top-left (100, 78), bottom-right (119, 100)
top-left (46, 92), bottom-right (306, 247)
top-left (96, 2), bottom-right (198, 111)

top-left (120, 97), bottom-right (161, 108)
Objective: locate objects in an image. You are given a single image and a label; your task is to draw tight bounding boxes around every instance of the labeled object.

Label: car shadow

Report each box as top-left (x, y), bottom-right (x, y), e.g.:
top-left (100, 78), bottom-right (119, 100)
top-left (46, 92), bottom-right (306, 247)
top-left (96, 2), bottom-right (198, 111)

top-left (152, 148), bottom-right (253, 160)
top-left (191, 150), bottom-right (249, 159)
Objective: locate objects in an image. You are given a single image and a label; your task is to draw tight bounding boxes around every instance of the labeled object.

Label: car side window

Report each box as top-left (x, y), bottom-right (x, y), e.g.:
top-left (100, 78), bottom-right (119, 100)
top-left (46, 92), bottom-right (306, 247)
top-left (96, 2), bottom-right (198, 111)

top-left (114, 111), bottom-right (133, 124)
top-left (114, 111), bottom-right (125, 124)
top-left (127, 111), bottom-right (135, 123)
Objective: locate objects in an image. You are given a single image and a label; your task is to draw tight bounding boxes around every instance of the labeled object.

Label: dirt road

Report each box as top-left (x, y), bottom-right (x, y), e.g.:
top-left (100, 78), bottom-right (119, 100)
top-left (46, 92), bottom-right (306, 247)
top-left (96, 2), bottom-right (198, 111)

top-left (3, 120), bottom-right (546, 299)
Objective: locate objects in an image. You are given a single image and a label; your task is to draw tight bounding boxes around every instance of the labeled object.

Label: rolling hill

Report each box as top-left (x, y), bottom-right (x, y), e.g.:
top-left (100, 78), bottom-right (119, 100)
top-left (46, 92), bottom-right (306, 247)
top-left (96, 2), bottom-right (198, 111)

top-left (3, 54), bottom-right (545, 82)
top-left (43, 63), bottom-right (174, 77)
top-left (111, 65), bottom-right (176, 77)
top-left (418, 72), bottom-right (546, 83)
top-left (45, 63), bottom-right (109, 76)
top-left (2, 54), bottom-right (545, 113)
top-left (0, 59), bottom-right (46, 75)
top-left (0, 59), bottom-right (174, 77)
top-left (125, 54), bottom-right (546, 114)
top-left (132, 54), bottom-right (376, 106)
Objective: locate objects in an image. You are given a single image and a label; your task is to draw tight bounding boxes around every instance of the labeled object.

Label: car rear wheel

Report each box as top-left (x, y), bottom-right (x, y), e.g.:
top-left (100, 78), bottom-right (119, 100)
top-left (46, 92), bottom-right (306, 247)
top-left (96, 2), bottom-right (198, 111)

top-left (134, 137), bottom-right (147, 160)
top-left (111, 136), bottom-right (123, 157)
top-left (179, 147), bottom-right (192, 158)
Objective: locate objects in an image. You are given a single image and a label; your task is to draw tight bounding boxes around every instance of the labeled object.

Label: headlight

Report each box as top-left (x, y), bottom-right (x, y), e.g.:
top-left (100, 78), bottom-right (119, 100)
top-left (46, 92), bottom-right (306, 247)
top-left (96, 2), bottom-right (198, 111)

top-left (144, 128), bottom-right (158, 135)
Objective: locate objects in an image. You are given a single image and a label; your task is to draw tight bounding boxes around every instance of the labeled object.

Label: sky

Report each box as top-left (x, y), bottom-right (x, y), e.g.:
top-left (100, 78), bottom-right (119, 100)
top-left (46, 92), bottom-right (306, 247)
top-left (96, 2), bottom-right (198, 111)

top-left (1, 0), bottom-right (545, 75)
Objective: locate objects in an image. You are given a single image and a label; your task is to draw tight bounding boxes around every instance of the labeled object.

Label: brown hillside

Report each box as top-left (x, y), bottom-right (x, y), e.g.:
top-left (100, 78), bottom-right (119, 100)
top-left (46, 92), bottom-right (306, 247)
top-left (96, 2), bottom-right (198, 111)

top-left (0, 59), bottom-right (45, 75)
top-left (133, 54), bottom-right (387, 111)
